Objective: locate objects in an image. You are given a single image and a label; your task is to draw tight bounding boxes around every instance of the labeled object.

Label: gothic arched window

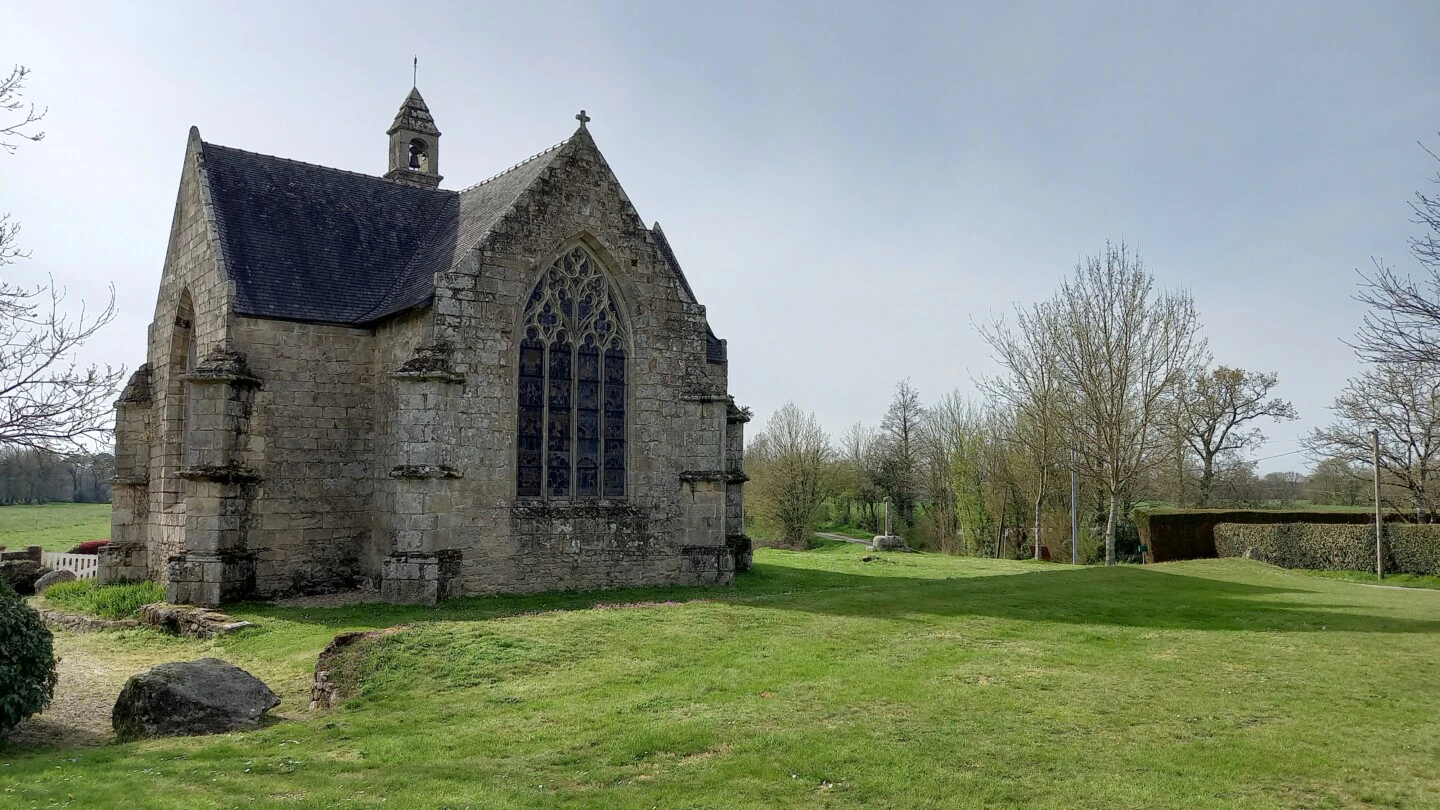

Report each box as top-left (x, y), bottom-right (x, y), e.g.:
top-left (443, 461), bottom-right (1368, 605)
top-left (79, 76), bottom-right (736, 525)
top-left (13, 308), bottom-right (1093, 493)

top-left (517, 247), bottom-right (628, 499)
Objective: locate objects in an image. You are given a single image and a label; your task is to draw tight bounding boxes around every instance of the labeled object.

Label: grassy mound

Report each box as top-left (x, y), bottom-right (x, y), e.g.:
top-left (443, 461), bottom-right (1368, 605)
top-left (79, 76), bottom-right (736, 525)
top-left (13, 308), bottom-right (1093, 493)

top-left (3, 547), bottom-right (1440, 808)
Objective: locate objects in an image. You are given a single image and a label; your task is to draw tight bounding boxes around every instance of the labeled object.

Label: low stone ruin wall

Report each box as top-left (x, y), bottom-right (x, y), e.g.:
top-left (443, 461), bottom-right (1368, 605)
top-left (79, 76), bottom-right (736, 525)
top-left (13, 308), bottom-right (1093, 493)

top-left (38, 602), bottom-right (253, 639)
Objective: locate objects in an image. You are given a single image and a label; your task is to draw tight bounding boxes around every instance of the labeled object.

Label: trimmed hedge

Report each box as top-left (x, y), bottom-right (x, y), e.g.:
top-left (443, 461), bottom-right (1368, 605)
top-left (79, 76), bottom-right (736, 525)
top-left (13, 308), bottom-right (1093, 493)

top-left (1215, 522), bottom-right (1440, 576)
top-left (1386, 525), bottom-right (1440, 576)
top-left (1134, 508), bottom-right (1397, 562)
top-left (0, 580), bottom-right (58, 738)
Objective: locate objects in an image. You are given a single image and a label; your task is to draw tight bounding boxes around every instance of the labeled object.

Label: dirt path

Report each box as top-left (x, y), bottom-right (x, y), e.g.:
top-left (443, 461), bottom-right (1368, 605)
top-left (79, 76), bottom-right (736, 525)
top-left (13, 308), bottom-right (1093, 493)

top-left (8, 631), bottom-right (194, 749)
top-left (815, 532), bottom-right (872, 546)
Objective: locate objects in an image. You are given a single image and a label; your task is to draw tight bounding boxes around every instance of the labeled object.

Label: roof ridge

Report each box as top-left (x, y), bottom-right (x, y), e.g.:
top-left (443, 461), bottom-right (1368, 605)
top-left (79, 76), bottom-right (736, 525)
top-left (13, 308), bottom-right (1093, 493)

top-left (456, 138), bottom-right (569, 194)
top-left (201, 141), bottom-right (454, 193)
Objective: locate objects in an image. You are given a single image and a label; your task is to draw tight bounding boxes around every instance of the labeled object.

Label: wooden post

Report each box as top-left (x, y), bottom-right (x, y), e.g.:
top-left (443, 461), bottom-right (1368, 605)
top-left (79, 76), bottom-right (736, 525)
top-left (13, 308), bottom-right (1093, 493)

top-left (1071, 447), bottom-right (1080, 565)
top-left (1373, 428), bottom-right (1383, 580)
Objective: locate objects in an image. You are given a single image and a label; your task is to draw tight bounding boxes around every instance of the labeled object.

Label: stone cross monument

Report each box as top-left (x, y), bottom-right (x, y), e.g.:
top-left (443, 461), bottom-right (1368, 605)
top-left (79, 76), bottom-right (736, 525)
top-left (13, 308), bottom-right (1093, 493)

top-left (872, 496), bottom-right (907, 551)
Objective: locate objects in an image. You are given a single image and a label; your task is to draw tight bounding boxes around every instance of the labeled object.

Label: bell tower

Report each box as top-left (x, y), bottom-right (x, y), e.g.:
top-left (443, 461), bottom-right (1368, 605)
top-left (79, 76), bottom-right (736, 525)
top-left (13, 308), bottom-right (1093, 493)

top-left (386, 87), bottom-right (442, 189)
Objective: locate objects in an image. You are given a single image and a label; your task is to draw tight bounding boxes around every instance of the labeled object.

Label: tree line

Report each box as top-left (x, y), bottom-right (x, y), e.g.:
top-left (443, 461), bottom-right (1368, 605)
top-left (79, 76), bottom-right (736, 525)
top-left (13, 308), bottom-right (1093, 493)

top-left (0, 448), bottom-right (113, 505)
top-left (747, 136), bottom-right (1440, 560)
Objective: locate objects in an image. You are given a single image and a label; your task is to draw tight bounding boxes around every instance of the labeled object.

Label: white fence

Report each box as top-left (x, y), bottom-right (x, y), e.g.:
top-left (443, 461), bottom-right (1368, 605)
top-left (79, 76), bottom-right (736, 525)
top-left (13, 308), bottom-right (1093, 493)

top-left (41, 552), bottom-right (99, 580)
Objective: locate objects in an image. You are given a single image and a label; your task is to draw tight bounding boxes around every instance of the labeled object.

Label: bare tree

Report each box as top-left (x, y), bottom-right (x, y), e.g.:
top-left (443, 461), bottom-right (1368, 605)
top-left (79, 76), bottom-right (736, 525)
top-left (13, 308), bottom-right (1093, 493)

top-left (1353, 136), bottom-right (1440, 366)
top-left (747, 402), bottom-right (834, 547)
top-left (1178, 366), bottom-right (1298, 506)
top-left (1305, 456), bottom-right (1367, 507)
top-left (839, 422), bottom-right (882, 532)
top-left (917, 390), bottom-right (978, 553)
top-left (1, 65), bottom-right (45, 154)
top-left (1, 65), bottom-right (123, 451)
top-left (979, 304), bottom-right (1068, 558)
top-left (1305, 362), bottom-right (1440, 522)
top-left (876, 379), bottom-right (924, 528)
top-left (2, 66), bottom-right (45, 266)
top-left (1043, 242), bottom-right (1206, 564)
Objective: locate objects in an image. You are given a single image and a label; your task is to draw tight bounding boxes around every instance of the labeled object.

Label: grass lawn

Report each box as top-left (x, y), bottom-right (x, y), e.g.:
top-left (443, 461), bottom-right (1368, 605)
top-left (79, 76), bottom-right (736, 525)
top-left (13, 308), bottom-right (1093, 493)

top-left (0, 502), bottom-right (111, 552)
top-left (4, 547), bottom-right (1440, 808)
top-left (1298, 568), bottom-right (1440, 591)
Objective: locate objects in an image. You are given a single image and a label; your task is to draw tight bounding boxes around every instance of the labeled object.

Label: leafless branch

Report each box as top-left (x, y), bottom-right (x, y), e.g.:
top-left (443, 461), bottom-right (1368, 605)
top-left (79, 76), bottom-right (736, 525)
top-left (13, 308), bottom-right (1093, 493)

top-left (0, 278), bottom-right (125, 451)
top-left (1, 64), bottom-right (46, 154)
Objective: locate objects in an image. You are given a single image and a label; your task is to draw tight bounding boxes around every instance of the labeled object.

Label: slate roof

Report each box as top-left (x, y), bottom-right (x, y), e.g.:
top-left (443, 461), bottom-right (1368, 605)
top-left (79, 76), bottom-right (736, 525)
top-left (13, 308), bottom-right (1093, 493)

top-left (389, 87), bottom-right (440, 137)
top-left (200, 140), bottom-right (566, 325)
top-left (196, 128), bottom-right (726, 364)
top-left (202, 143), bottom-right (455, 324)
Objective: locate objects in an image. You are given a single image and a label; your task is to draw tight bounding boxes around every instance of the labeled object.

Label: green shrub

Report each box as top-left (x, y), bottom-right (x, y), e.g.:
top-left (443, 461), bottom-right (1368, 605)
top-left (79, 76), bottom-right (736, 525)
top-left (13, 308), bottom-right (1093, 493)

top-left (1215, 522), bottom-right (1440, 576)
top-left (0, 580), bottom-right (58, 738)
top-left (42, 580), bottom-right (166, 620)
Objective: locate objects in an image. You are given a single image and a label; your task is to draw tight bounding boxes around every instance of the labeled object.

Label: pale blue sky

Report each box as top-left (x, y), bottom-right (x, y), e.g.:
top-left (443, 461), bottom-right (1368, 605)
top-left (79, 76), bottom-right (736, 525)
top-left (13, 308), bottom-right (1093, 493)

top-left (5, 1), bottom-right (1439, 472)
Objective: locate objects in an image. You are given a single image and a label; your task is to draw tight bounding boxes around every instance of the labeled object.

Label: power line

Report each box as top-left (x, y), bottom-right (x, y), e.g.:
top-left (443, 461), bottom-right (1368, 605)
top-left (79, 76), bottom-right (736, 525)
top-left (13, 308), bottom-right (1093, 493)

top-left (1249, 448), bottom-right (1308, 463)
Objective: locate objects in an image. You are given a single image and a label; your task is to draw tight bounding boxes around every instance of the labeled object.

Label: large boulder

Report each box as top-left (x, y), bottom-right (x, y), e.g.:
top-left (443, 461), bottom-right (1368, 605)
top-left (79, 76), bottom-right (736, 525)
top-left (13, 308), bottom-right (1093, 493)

top-left (871, 535), bottom-right (910, 552)
top-left (33, 569), bottom-right (77, 594)
top-left (0, 561), bottom-right (48, 595)
top-left (112, 658), bottom-right (280, 740)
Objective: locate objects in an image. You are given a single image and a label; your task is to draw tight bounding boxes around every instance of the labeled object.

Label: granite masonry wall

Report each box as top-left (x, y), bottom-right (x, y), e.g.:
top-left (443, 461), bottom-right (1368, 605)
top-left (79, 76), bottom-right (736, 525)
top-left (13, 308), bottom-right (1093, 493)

top-left (102, 128), bottom-right (237, 593)
top-left (386, 129), bottom-right (741, 601)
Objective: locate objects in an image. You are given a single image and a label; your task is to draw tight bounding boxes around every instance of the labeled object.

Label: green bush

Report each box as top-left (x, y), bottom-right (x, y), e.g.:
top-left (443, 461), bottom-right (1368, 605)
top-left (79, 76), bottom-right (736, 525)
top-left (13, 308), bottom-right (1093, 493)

top-left (0, 580), bottom-right (58, 738)
top-left (42, 580), bottom-right (166, 620)
top-left (1215, 522), bottom-right (1440, 576)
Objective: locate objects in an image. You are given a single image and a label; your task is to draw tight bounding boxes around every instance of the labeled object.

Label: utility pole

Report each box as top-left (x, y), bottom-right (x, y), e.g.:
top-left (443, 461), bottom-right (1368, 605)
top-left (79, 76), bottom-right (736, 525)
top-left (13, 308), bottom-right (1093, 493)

top-left (1070, 447), bottom-right (1080, 565)
top-left (1373, 428), bottom-right (1383, 580)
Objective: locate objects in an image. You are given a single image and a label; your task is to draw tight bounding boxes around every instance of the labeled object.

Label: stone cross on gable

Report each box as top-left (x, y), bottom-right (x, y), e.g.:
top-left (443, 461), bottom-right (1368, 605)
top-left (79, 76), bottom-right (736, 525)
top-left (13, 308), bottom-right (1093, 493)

top-left (576, 109), bottom-right (591, 127)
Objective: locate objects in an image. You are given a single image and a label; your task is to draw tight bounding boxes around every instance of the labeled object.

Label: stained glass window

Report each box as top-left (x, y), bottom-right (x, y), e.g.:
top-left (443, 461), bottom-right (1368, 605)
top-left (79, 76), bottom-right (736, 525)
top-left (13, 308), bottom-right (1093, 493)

top-left (516, 334), bottom-right (545, 497)
top-left (516, 247), bottom-right (628, 500)
top-left (546, 332), bottom-right (572, 498)
top-left (603, 346), bottom-right (627, 498)
top-left (576, 339), bottom-right (601, 498)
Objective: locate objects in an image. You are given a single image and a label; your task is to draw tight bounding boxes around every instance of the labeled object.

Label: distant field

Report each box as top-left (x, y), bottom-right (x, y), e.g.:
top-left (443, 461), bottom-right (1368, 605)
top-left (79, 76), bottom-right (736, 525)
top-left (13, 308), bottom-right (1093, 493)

top-left (0, 503), bottom-right (111, 552)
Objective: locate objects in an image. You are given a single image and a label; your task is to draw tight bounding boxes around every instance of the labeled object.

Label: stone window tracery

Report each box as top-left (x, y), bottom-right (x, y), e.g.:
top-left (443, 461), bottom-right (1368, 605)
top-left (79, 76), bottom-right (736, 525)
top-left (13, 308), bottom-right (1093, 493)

top-left (517, 247), bottom-right (628, 499)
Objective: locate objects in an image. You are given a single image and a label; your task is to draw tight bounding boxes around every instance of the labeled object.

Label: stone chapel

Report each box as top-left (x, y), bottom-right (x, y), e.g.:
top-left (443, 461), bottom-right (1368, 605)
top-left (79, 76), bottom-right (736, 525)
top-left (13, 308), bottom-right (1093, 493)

top-left (98, 88), bottom-right (751, 606)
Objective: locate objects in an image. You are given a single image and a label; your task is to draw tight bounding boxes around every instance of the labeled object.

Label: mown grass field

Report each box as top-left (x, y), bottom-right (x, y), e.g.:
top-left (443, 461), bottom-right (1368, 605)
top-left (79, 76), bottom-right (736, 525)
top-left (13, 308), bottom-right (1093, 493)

top-left (4, 542), bottom-right (1440, 808)
top-left (0, 502), bottom-right (110, 552)
top-left (1300, 568), bottom-right (1440, 591)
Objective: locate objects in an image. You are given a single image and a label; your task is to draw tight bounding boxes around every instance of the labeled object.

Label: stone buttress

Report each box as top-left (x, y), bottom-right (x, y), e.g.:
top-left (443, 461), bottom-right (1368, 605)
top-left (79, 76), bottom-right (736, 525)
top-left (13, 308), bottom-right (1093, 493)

top-left (164, 350), bottom-right (262, 606)
top-left (379, 343), bottom-right (465, 604)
